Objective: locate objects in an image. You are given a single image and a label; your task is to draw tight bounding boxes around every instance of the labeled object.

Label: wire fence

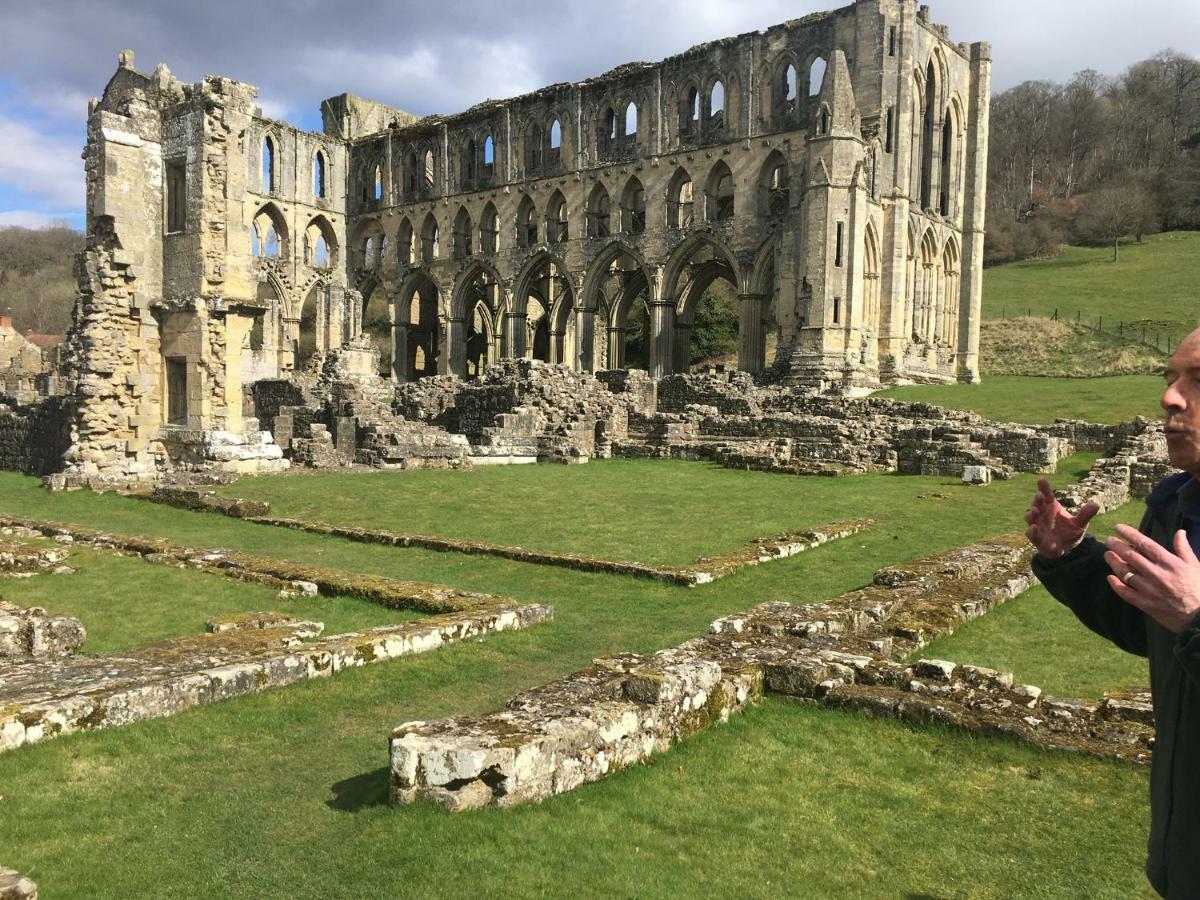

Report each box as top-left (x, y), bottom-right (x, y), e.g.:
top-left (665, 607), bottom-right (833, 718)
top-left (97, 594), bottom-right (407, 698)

top-left (999, 306), bottom-right (1176, 356)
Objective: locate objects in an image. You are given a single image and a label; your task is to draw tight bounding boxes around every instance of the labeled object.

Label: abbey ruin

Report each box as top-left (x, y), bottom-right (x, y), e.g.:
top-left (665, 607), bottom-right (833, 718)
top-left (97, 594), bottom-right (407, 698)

top-left (0, 0), bottom-right (999, 490)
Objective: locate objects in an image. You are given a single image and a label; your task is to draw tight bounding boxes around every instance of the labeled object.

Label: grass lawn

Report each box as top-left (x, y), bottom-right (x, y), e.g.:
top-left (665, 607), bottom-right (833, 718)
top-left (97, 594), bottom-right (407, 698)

top-left (0, 457), bottom-right (1159, 898)
top-left (877, 374), bottom-right (1163, 424)
top-left (983, 230), bottom-right (1200, 345)
top-left (0, 545), bottom-right (423, 653)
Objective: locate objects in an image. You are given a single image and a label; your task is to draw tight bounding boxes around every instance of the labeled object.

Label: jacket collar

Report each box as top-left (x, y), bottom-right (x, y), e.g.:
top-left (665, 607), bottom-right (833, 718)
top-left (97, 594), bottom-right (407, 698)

top-left (1147, 471), bottom-right (1197, 514)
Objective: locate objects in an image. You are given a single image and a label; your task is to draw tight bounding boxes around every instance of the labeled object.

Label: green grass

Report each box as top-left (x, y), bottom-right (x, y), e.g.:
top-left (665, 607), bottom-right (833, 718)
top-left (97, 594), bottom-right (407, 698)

top-left (877, 374), bottom-right (1163, 424)
top-left (0, 457), bottom-right (1158, 898)
top-left (212, 457), bottom-right (1109, 566)
top-left (983, 231), bottom-right (1200, 345)
top-left (0, 546), bottom-right (422, 653)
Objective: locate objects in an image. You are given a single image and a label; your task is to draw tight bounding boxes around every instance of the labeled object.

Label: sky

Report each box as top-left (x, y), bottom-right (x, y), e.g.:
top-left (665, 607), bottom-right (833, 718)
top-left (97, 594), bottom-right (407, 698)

top-left (0, 0), bottom-right (1195, 230)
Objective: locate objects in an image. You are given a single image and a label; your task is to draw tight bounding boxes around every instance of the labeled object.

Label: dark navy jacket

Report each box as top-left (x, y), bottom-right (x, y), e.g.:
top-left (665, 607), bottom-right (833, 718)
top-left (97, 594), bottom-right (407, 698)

top-left (1033, 471), bottom-right (1200, 898)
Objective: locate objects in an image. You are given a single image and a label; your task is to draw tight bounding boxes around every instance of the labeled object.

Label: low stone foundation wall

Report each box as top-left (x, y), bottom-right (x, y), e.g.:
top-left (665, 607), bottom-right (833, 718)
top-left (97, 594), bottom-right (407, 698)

top-left (1055, 423), bottom-right (1171, 514)
top-left (0, 869), bottom-right (36, 899)
top-left (0, 516), bottom-right (508, 614)
top-left (149, 502), bottom-right (870, 586)
top-left (0, 603), bottom-right (553, 755)
top-left (389, 534), bottom-right (1151, 811)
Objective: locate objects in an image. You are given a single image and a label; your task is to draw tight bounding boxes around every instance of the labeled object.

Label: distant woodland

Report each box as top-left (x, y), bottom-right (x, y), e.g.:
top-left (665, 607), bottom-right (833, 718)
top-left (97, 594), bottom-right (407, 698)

top-left (0, 225), bottom-right (80, 335)
top-left (987, 49), bottom-right (1200, 264)
top-left (0, 49), bottom-right (1196, 338)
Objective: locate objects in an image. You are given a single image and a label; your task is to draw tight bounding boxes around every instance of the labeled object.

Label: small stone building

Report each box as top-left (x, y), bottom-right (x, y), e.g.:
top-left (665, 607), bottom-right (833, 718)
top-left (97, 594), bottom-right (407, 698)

top-left (61, 0), bottom-right (987, 484)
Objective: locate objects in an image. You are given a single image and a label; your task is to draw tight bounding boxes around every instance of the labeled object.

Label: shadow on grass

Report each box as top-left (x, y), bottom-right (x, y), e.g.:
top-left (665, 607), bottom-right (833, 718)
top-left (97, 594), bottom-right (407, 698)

top-left (328, 767), bottom-right (390, 812)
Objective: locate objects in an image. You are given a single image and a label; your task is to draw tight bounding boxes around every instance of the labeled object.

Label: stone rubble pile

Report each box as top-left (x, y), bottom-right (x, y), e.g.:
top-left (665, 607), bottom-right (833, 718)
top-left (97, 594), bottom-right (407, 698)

top-left (395, 360), bottom-right (645, 463)
top-left (623, 372), bottom-right (1069, 479)
top-left (0, 600), bottom-right (86, 659)
top-left (390, 534), bottom-right (1152, 811)
top-left (0, 869), bottom-right (36, 900)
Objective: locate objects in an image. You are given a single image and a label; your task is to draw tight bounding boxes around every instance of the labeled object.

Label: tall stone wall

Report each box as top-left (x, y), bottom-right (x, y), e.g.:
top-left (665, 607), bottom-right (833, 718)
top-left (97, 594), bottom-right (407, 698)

top-left (57, 218), bottom-right (168, 489)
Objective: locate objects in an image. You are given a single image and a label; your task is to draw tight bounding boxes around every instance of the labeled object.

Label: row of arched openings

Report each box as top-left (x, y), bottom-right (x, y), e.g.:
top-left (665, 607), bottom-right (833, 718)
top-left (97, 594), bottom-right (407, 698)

top-left (355, 153), bottom-right (792, 270)
top-left (250, 205), bottom-right (337, 270)
top-left (261, 135), bottom-right (330, 200)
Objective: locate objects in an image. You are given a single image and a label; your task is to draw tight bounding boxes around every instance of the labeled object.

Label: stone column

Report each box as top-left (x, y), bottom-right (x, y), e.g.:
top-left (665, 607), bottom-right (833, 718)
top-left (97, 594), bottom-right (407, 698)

top-left (575, 307), bottom-right (596, 372)
top-left (391, 323), bottom-right (409, 381)
top-left (957, 41), bottom-right (991, 383)
top-left (223, 312), bottom-right (251, 432)
top-left (505, 312), bottom-right (527, 358)
top-left (648, 300), bottom-right (674, 378)
top-left (737, 292), bottom-right (767, 374)
top-left (447, 316), bottom-right (467, 376)
top-left (608, 327), bottom-right (625, 369)
top-left (672, 323), bottom-right (692, 374)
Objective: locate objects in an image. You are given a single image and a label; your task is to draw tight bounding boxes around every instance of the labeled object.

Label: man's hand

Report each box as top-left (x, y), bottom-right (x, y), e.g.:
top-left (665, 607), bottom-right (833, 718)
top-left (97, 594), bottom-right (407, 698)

top-left (1024, 477), bottom-right (1099, 558)
top-left (1105, 525), bottom-right (1200, 633)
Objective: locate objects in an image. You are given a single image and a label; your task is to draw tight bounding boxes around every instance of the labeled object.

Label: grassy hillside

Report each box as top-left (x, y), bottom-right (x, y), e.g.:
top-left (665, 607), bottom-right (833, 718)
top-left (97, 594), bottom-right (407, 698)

top-left (982, 231), bottom-right (1200, 347)
top-left (980, 317), bottom-right (1165, 377)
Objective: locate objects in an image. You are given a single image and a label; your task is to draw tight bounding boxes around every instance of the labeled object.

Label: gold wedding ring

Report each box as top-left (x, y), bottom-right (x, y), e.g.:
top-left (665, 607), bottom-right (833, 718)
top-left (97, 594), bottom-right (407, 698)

top-left (1122, 571), bottom-right (1136, 585)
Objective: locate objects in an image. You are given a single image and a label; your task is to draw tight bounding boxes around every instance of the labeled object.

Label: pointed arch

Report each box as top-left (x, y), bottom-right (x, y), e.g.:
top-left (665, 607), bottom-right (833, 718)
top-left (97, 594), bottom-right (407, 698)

top-left (662, 231), bottom-right (741, 305)
top-left (863, 222), bottom-right (881, 332)
top-left (312, 148), bottom-right (328, 199)
top-left (251, 203), bottom-right (288, 258)
top-left (512, 250), bottom-right (572, 319)
top-left (758, 151), bottom-right (790, 218)
top-left (620, 176), bottom-right (646, 234)
top-left (261, 134), bottom-right (277, 194)
top-left (917, 227), bottom-right (939, 343)
top-left (704, 160), bottom-right (735, 223)
top-left (303, 215), bottom-right (337, 269)
top-left (420, 212), bottom-right (440, 262)
top-left (545, 189), bottom-right (568, 243)
top-left (397, 269), bottom-right (441, 379)
top-left (586, 182), bottom-right (612, 238)
top-left (479, 202), bottom-right (499, 255)
top-left (397, 217), bottom-right (415, 266)
top-left (373, 163), bottom-right (383, 201)
top-left (451, 258), bottom-right (506, 321)
top-left (580, 239), bottom-right (653, 314)
top-left (808, 56), bottom-right (827, 96)
top-left (940, 235), bottom-right (961, 346)
top-left (352, 217), bottom-right (385, 270)
top-left (452, 206), bottom-right (473, 259)
top-left (667, 166), bottom-right (694, 229)
top-left (517, 194), bottom-right (539, 247)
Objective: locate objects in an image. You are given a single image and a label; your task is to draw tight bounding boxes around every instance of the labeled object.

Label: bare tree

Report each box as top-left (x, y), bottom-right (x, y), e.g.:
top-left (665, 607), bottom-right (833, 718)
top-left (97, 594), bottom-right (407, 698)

top-left (1075, 182), bottom-right (1158, 261)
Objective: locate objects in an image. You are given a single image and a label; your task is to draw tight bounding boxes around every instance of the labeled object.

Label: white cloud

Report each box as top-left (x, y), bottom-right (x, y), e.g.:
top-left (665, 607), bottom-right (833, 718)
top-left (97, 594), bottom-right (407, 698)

top-left (0, 210), bottom-right (74, 229)
top-left (0, 114), bottom-right (84, 210)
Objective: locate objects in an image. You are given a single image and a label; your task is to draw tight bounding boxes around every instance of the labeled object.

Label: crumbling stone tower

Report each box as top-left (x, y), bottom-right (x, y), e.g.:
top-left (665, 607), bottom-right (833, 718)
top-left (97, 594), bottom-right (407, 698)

top-left (75, 0), bottom-right (988, 449)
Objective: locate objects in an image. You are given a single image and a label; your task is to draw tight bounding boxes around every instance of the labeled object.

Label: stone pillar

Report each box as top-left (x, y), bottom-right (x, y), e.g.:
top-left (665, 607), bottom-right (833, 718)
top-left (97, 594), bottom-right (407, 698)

top-left (672, 323), bottom-right (692, 374)
top-left (608, 327), bottom-right (625, 369)
top-left (505, 312), bottom-right (527, 358)
top-left (648, 300), bottom-right (674, 378)
top-left (575, 307), bottom-right (596, 372)
top-left (391, 323), bottom-right (409, 381)
top-left (737, 292), bottom-right (767, 374)
top-left (223, 312), bottom-right (252, 432)
top-left (447, 316), bottom-right (467, 376)
top-left (957, 41), bottom-right (991, 383)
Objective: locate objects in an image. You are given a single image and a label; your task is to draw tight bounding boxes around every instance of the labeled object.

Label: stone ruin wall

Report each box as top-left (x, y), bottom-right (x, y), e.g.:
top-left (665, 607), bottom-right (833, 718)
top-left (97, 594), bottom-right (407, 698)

top-left (339, 0), bottom-right (990, 391)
